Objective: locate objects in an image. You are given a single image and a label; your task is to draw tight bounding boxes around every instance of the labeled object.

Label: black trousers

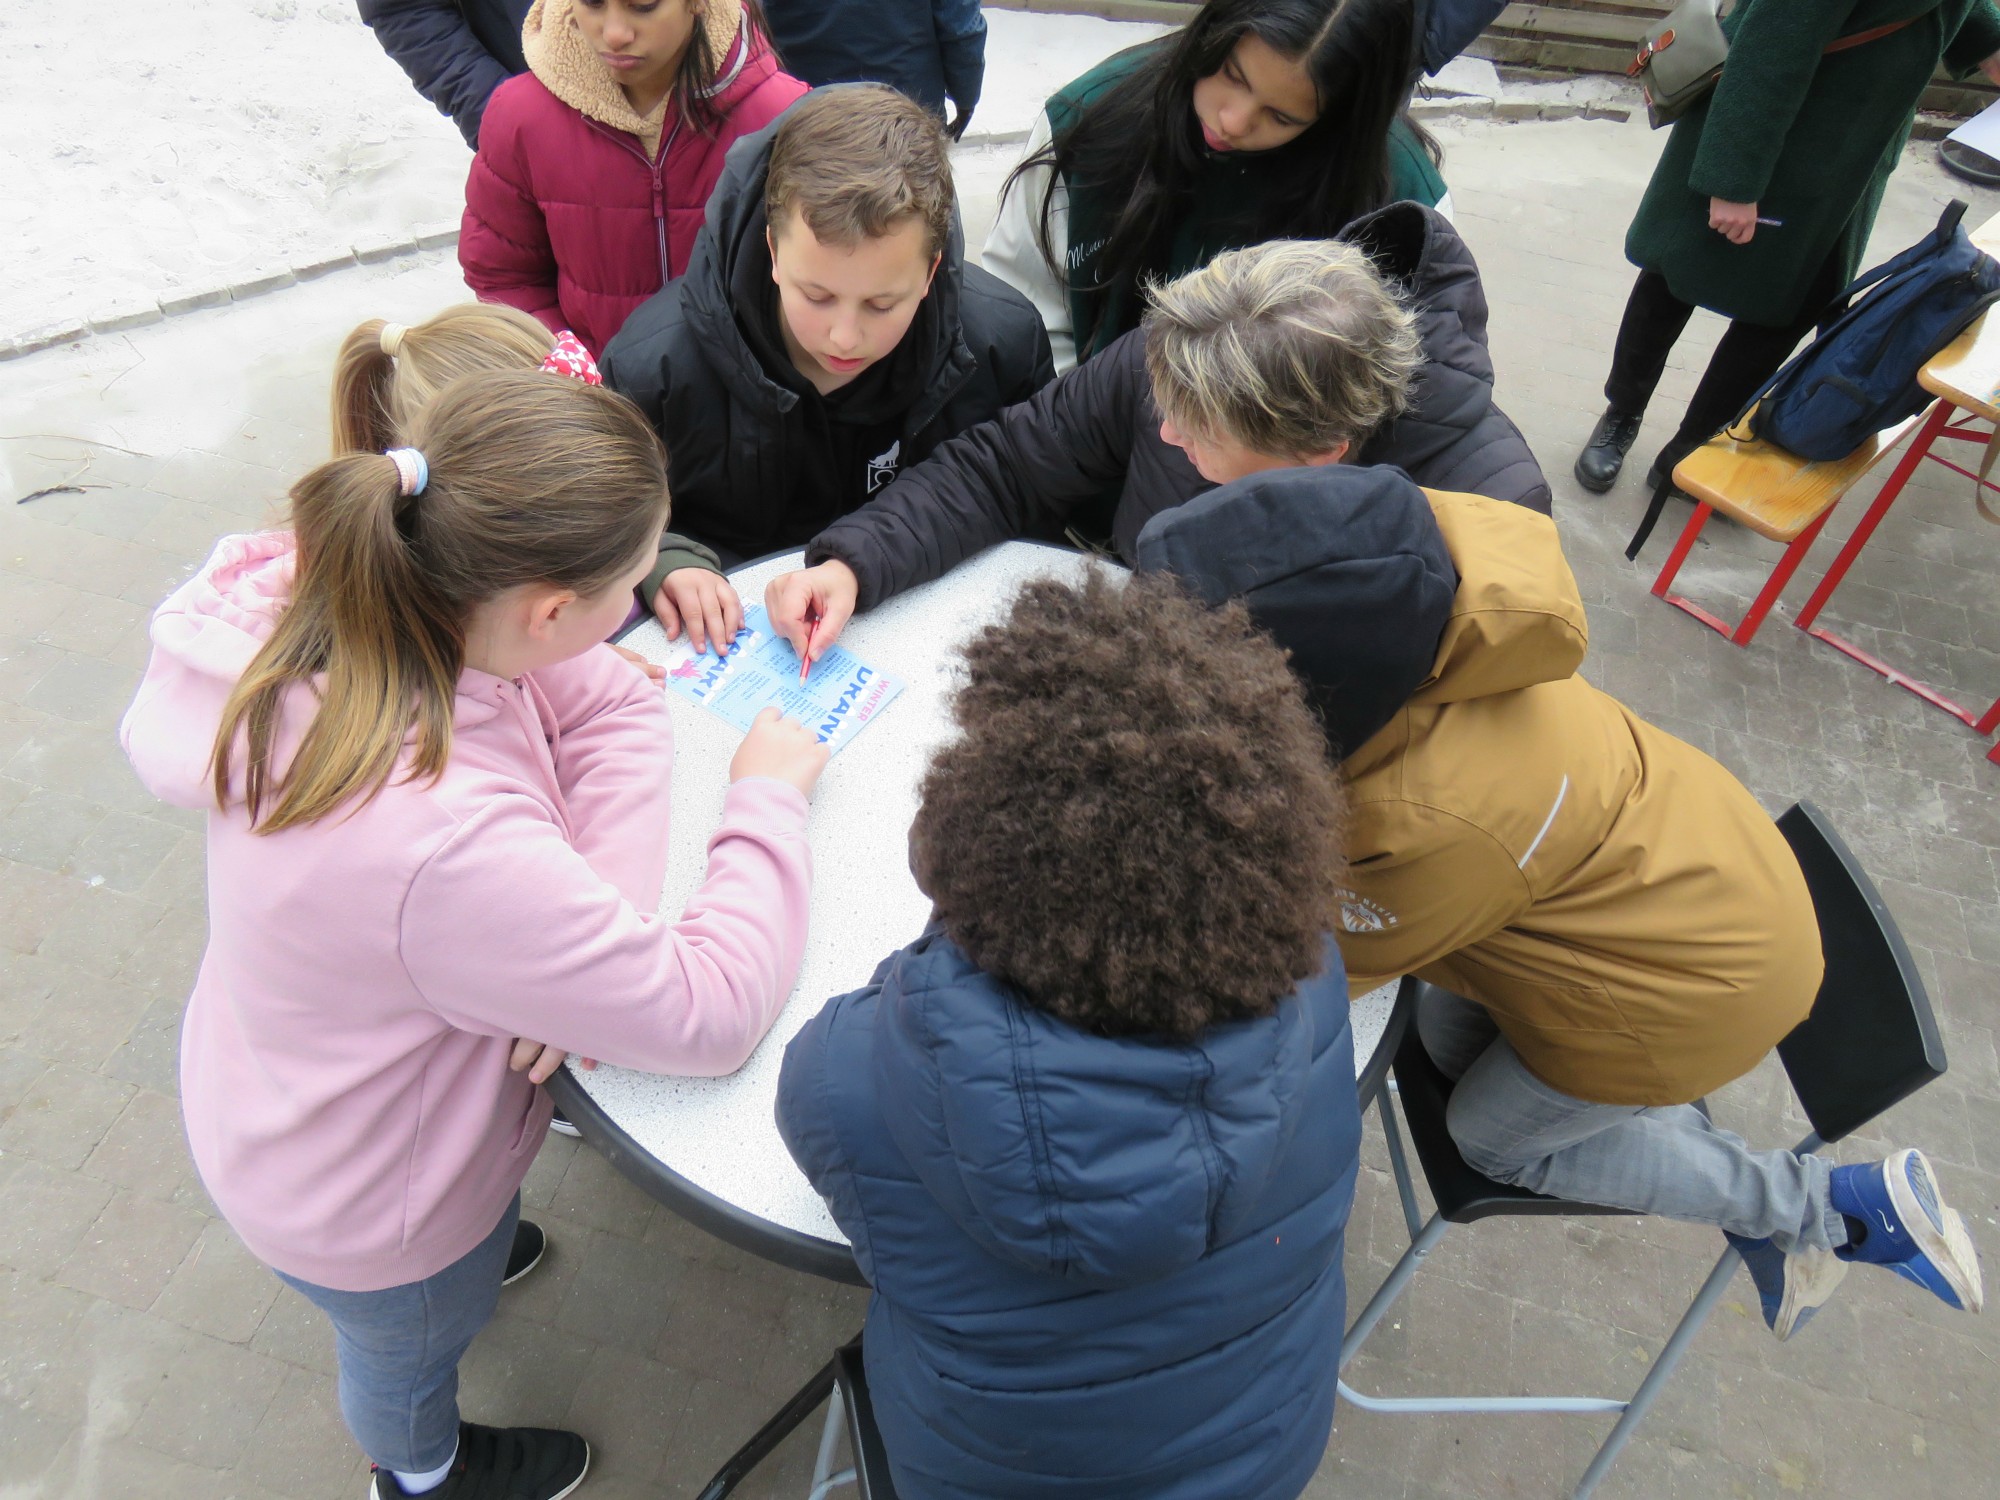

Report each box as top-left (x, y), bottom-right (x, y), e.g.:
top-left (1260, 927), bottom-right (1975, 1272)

top-left (1603, 249), bottom-right (1849, 453)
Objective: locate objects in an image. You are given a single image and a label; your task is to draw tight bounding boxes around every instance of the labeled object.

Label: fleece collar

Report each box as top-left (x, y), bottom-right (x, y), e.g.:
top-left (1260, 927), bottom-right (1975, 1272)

top-left (522, 0), bottom-right (745, 141)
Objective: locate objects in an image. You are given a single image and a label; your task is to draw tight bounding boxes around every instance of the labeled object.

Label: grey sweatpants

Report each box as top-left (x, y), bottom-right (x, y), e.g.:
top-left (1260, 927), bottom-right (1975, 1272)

top-left (1418, 988), bottom-right (1846, 1254)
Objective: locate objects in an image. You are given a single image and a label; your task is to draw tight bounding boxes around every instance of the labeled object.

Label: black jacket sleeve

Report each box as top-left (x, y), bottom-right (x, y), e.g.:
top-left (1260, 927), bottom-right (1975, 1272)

top-left (934, 0), bottom-right (988, 113)
top-left (358, 0), bottom-right (514, 148)
top-left (806, 332), bottom-right (1150, 611)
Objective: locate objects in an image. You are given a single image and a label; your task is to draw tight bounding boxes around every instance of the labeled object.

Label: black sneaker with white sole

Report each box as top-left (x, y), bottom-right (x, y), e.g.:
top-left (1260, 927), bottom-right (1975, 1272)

top-left (370, 1422), bottom-right (589, 1499)
top-left (547, 1105), bottom-right (581, 1139)
top-left (501, 1220), bottom-right (546, 1287)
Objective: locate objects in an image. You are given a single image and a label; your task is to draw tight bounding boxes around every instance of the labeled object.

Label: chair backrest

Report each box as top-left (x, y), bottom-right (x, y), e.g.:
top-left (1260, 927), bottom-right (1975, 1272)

top-left (1774, 802), bottom-right (1947, 1143)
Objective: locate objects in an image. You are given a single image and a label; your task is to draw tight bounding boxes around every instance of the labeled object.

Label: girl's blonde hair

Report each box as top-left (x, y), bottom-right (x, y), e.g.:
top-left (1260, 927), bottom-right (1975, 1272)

top-left (216, 370), bottom-right (669, 834)
top-left (1142, 239), bottom-right (1422, 461)
top-left (332, 304), bottom-right (556, 453)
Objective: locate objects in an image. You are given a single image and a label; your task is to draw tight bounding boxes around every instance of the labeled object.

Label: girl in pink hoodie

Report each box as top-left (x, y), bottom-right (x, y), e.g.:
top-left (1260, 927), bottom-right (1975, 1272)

top-left (120, 369), bottom-right (824, 1500)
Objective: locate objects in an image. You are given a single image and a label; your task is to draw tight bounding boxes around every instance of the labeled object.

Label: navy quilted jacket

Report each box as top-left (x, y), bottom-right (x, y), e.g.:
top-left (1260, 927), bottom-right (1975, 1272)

top-left (776, 929), bottom-right (1362, 1499)
top-left (763, 0), bottom-right (985, 118)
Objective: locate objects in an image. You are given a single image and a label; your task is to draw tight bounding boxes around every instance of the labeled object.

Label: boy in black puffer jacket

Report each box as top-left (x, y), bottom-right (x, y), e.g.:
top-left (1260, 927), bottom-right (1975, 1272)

top-left (603, 84), bottom-right (1052, 650)
top-left (777, 571), bottom-right (1363, 1500)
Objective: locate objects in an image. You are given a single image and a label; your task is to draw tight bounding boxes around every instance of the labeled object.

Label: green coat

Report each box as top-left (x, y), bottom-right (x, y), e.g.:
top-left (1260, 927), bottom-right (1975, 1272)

top-left (1627, 0), bottom-right (2000, 327)
top-left (1049, 39), bottom-right (1448, 363)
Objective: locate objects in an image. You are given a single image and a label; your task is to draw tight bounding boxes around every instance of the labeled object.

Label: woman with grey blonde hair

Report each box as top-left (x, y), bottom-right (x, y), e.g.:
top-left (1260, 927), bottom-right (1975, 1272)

top-left (764, 200), bottom-right (1549, 661)
top-left (1143, 238), bottom-right (1423, 484)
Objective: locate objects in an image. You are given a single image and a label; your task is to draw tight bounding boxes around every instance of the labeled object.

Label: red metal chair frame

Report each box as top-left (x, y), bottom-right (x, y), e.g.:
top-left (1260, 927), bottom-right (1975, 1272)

top-left (1646, 499), bottom-right (1838, 646)
top-left (1791, 399), bottom-right (2000, 749)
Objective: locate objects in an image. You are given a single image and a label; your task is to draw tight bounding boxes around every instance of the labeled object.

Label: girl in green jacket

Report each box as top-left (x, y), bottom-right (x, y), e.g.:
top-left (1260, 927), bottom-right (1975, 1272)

top-left (1575, 0), bottom-right (2000, 496)
top-left (984, 0), bottom-right (1447, 372)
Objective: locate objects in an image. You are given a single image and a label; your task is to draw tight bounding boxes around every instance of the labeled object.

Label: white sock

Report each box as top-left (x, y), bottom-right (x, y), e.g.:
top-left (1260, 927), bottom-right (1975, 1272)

top-left (391, 1439), bottom-right (458, 1495)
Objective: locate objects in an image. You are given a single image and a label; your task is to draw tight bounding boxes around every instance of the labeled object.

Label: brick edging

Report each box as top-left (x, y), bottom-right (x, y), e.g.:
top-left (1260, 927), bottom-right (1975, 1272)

top-left (1, 226), bottom-right (462, 364)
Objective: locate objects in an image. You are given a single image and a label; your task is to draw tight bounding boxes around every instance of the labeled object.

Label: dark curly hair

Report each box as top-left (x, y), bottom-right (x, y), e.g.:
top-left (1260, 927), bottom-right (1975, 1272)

top-left (912, 571), bottom-right (1348, 1041)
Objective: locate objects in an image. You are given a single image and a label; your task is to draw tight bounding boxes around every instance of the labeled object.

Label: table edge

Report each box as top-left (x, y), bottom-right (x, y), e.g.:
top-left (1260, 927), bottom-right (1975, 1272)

top-left (546, 1067), bottom-right (869, 1286)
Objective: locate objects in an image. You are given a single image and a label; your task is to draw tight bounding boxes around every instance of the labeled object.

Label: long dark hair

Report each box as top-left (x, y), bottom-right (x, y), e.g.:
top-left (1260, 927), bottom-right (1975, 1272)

top-left (674, 0), bottom-right (773, 137)
top-left (1010, 0), bottom-right (1433, 345)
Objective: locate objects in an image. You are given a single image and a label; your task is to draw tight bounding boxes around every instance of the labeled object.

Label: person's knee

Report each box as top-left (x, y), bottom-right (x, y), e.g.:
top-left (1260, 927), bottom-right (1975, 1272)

top-left (1444, 1094), bottom-right (1538, 1185)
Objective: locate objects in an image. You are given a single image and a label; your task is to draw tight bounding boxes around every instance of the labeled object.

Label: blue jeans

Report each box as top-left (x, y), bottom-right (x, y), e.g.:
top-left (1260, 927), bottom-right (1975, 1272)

top-left (276, 1196), bottom-right (519, 1472)
top-left (1418, 989), bottom-right (1845, 1255)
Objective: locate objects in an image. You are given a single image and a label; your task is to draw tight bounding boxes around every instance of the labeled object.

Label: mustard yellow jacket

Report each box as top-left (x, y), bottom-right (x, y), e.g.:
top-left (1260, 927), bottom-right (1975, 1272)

top-left (1338, 494), bottom-right (1822, 1106)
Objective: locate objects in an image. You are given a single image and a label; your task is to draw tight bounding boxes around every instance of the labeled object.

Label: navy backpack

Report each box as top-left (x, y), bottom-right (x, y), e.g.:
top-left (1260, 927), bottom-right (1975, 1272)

top-left (1735, 200), bottom-right (2000, 462)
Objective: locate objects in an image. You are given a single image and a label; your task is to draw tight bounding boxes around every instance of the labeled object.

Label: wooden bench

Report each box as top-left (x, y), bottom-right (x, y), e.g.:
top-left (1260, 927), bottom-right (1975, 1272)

top-left (1623, 415), bottom-right (1923, 645)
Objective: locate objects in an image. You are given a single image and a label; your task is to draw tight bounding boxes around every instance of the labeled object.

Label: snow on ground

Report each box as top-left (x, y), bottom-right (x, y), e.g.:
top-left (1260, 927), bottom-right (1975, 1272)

top-left (1, 1), bottom-right (469, 341)
top-left (1, 4), bottom-right (1169, 348)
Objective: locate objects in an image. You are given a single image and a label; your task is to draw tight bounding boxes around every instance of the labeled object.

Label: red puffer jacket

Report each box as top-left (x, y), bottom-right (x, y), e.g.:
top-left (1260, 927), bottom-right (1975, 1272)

top-left (460, 0), bottom-right (805, 357)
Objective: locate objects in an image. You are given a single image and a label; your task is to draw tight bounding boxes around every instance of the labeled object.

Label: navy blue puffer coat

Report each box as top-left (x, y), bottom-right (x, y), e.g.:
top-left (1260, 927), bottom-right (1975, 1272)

top-left (776, 929), bottom-right (1362, 1499)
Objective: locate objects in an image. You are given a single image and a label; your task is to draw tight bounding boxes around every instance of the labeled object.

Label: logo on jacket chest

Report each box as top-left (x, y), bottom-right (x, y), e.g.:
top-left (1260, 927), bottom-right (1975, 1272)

top-left (1335, 889), bottom-right (1399, 933)
top-left (865, 441), bottom-right (902, 495)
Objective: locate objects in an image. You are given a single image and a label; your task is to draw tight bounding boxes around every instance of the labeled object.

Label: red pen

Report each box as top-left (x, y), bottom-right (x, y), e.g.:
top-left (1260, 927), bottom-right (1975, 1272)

top-left (798, 603), bottom-right (821, 685)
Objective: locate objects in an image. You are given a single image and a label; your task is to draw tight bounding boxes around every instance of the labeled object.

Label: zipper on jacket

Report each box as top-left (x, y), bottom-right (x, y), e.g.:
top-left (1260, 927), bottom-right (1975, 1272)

top-left (583, 116), bottom-right (679, 287)
top-left (651, 121), bottom-right (681, 286)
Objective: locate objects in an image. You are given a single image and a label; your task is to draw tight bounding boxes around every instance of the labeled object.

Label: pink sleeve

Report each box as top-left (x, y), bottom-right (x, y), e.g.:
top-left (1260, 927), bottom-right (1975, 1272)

top-left (529, 647), bottom-right (674, 909)
top-left (459, 90), bottom-right (564, 330)
top-left (400, 778), bottom-right (812, 1075)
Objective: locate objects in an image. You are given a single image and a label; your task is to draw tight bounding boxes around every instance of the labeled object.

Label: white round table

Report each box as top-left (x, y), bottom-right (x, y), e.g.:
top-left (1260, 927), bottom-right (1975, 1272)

top-left (552, 542), bottom-right (1407, 1283)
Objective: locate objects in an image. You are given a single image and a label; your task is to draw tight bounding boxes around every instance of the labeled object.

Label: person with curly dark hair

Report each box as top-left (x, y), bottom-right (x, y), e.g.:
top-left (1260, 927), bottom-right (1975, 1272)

top-left (775, 571), bottom-right (1363, 1499)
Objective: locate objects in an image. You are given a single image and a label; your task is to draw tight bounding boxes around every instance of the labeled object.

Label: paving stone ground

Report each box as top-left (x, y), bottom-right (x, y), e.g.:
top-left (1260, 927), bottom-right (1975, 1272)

top-left (1, 113), bottom-right (1996, 1500)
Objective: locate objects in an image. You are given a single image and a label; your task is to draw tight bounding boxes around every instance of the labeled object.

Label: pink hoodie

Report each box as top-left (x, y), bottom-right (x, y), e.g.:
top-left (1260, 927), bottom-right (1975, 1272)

top-left (120, 532), bottom-right (812, 1292)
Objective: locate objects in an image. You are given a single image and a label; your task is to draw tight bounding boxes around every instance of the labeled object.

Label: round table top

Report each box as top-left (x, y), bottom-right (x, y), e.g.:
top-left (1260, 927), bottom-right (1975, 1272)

top-left (562, 542), bottom-right (1399, 1278)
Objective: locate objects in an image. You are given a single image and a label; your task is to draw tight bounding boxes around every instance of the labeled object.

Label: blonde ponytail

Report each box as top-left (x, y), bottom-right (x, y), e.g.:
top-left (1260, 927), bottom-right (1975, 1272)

top-left (330, 304), bottom-right (558, 455)
top-left (220, 370), bottom-right (669, 833)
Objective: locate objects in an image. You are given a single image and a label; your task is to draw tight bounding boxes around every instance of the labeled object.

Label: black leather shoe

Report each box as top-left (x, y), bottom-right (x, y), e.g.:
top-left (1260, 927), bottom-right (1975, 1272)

top-left (1574, 409), bottom-right (1644, 493)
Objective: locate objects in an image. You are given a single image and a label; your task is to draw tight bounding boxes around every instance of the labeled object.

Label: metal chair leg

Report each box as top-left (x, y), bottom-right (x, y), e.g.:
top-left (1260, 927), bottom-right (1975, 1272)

top-left (806, 1388), bottom-right (852, 1500)
top-left (1571, 1244), bottom-right (1741, 1498)
top-left (696, 1355), bottom-right (840, 1500)
top-left (1794, 398), bottom-right (1953, 631)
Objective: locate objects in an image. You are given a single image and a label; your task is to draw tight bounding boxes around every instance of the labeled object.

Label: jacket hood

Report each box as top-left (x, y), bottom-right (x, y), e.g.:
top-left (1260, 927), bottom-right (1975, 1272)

top-left (1133, 465), bottom-right (1459, 759)
top-left (121, 532), bottom-right (294, 809)
top-left (679, 87), bottom-right (976, 425)
top-left (522, 0), bottom-right (746, 138)
top-left (120, 533), bottom-right (519, 811)
top-left (871, 930), bottom-right (1340, 1286)
top-left (1339, 200), bottom-right (1553, 515)
top-left (1408, 487), bottom-right (1588, 711)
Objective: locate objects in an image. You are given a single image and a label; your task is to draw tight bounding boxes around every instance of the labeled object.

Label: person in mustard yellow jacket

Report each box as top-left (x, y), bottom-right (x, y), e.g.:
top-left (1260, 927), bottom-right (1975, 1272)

top-left (1136, 462), bottom-right (1985, 1343)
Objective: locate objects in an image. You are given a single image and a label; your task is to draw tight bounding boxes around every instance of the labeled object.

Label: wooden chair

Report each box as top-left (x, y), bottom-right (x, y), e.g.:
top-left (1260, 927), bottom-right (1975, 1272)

top-left (1624, 415), bottom-right (1924, 645)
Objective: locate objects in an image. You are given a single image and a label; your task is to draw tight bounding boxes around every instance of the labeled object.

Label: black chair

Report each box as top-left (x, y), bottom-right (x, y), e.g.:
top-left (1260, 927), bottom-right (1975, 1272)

top-left (1338, 801), bottom-right (1948, 1498)
top-left (696, 1337), bottom-right (898, 1500)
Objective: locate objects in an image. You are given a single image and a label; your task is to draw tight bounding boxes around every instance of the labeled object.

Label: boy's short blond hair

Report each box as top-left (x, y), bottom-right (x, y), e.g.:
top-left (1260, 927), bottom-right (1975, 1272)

top-left (1142, 240), bottom-right (1422, 461)
top-left (765, 84), bottom-right (954, 256)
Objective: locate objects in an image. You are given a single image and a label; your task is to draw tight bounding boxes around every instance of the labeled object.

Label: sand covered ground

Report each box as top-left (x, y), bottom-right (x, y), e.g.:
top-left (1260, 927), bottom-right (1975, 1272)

top-left (0, 3), bottom-right (1166, 348)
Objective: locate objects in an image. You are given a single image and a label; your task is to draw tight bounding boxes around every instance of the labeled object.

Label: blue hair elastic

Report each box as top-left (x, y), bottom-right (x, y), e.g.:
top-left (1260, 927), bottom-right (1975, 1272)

top-left (385, 447), bottom-right (429, 498)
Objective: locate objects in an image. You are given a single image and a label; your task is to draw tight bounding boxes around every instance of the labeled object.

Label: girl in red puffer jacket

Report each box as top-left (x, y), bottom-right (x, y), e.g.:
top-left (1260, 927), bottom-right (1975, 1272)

top-left (461, 0), bottom-right (806, 357)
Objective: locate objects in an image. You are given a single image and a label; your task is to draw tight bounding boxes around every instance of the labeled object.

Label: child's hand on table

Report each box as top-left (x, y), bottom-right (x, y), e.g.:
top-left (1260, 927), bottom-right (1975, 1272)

top-left (509, 1038), bottom-right (595, 1085)
top-left (654, 568), bottom-right (744, 654)
top-left (610, 644), bottom-right (665, 683)
top-left (765, 561), bottom-right (858, 665)
top-left (730, 706), bottom-right (830, 797)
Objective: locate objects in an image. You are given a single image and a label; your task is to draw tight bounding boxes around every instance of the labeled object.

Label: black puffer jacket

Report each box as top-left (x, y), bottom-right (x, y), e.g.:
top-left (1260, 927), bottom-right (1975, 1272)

top-left (601, 96), bottom-right (1054, 572)
top-left (808, 201), bottom-right (1550, 612)
top-left (357, 0), bottom-right (532, 148)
